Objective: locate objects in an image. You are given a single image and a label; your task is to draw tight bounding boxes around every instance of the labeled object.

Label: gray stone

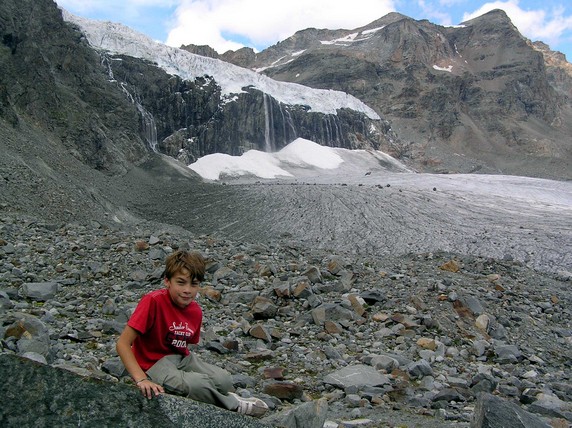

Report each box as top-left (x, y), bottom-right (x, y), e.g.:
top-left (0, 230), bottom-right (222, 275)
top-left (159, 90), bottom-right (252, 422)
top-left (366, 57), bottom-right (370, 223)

top-left (407, 359), bottom-right (433, 379)
top-left (471, 392), bottom-right (551, 428)
top-left (369, 354), bottom-right (399, 372)
top-left (102, 357), bottom-right (128, 378)
top-left (213, 267), bottom-right (238, 284)
top-left (323, 365), bottom-right (390, 389)
top-left (461, 295), bottom-right (485, 315)
top-left (494, 344), bottom-right (523, 364)
top-left (20, 351), bottom-right (48, 365)
top-left (303, 266), bottom-right (323, 284)
top-left (432, 388), bottom-right (466, 402)
top-left (227, 291), bottom-right (261, 305)
top-left (311, 303), bottom-right (356, 326)
top-left (19, 282), bottom-right (59, 301)
top-left (262, 399), bottom-right (328, 428)
top-left (0, 291), bottom-right (14, 311)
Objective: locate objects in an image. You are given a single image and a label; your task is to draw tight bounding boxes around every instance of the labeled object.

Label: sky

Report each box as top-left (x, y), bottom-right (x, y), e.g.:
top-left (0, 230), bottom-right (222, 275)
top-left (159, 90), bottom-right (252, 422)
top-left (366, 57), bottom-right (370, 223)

top-left (55, 0), bottom-right (572, 62)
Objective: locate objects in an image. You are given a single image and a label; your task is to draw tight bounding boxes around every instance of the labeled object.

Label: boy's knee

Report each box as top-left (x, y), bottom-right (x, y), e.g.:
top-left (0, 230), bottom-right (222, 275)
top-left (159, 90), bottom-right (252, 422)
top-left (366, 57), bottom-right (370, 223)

top-left (212, 369), bottom-right (233, 393)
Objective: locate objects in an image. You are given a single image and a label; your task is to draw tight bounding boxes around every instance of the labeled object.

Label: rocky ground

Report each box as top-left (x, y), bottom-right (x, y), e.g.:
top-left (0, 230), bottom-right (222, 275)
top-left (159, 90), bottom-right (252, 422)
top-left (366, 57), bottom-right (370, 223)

top-left (2, 121), bottom-right (571, 426)
top-left (1, 213), bottom-right (571, 427)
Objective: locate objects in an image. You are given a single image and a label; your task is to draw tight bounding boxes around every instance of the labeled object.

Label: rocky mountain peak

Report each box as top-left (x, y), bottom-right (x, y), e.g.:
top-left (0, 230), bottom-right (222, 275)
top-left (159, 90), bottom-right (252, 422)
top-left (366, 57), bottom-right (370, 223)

top-left (460, 8), bottom-right (514, 27)
top-left (180, 43), bottom-right (219, 58)
top-left (226, 10), bottom-right (572, 179)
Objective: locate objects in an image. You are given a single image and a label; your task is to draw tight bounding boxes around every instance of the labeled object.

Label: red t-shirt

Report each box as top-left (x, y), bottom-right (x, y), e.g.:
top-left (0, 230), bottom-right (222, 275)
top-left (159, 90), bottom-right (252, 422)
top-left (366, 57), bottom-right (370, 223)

top-left (128, 289), bottom-right (202, 371)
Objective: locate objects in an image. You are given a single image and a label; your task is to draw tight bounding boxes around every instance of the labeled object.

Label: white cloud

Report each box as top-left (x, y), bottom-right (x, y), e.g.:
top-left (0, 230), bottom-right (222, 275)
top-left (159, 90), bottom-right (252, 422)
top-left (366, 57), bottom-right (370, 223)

top-left (462, 0), bottom-right (572, 46)
top-left (166, 0), bottom-right (396, 52)
top-left (416, 0), bottom-right (454, 26)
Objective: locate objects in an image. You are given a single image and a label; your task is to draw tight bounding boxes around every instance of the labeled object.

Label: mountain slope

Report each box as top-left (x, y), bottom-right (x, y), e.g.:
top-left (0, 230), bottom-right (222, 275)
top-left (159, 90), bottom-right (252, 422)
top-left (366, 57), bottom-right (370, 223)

top-left (220, 10), bottom-right (572, 179)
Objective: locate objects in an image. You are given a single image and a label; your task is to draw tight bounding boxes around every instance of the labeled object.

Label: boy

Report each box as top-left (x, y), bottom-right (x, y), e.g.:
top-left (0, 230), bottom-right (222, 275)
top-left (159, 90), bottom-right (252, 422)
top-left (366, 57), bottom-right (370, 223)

top-left (116, 250), bottom-right (268, 417)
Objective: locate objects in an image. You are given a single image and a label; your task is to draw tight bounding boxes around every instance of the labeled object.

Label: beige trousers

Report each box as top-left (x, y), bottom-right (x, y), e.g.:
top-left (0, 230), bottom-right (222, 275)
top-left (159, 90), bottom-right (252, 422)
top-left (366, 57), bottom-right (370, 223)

top-left (146, 352), bottom-right (238, 410)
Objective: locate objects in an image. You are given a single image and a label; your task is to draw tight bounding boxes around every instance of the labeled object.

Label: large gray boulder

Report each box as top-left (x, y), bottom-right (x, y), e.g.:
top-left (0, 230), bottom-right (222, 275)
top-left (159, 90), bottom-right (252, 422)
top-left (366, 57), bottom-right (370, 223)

top-left (0, 354), bottom-right (270, 428)
top-left (471, 392), bottom-right (551, 428)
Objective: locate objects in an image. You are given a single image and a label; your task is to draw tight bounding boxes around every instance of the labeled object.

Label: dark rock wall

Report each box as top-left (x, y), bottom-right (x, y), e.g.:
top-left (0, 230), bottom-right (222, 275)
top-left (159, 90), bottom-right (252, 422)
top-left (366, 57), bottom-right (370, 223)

top-left (0, 0), bottom-right (149, 174)
top-left (103, 54), bottom-right (392, 164)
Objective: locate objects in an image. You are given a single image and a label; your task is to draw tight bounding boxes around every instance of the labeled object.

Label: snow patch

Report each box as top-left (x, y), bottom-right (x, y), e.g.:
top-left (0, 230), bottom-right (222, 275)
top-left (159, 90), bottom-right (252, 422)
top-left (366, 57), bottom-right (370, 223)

top-left (362, 26), bottom-right (385, 35)
top-left (433, 64), bottom-right (453, 72)
top-left (62, 11), bottom-right (380, 119)
top-left (189, 138), bottom-right (343, 180)
top-left (320, 32), bottom-right (359, 45)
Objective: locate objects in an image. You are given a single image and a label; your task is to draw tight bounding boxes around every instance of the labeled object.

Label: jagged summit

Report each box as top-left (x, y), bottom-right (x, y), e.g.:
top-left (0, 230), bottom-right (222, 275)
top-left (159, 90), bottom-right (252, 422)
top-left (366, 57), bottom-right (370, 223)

top-left (460, 8), bottom-right (515, 27)
top-left (363, 11), bottom-right (411, 26)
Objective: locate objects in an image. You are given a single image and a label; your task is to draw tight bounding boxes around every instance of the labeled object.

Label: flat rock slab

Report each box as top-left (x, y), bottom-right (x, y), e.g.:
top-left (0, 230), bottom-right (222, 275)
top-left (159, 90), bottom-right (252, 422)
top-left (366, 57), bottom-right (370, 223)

top-left (323, 364), bottom-right (390, 389)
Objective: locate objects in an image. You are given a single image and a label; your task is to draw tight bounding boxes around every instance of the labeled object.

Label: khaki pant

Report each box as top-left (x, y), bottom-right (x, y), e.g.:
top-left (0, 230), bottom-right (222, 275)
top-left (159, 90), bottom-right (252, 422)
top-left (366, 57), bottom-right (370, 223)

top-left (146, 353), bottom-right (239, 410)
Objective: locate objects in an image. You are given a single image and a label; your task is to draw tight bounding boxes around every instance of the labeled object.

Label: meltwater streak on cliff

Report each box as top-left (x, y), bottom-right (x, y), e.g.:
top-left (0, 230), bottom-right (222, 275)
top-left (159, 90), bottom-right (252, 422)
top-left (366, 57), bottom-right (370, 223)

top-left (62, 10), bottom-right (380, 120)
top-left (100, 55), bottom-right (158, 152)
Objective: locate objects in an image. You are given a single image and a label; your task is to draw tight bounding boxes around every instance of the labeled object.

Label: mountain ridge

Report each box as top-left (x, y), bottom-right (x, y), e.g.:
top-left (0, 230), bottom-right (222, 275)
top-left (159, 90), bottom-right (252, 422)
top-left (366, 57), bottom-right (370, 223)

top-left (208, 9), bottom-right (572, 179)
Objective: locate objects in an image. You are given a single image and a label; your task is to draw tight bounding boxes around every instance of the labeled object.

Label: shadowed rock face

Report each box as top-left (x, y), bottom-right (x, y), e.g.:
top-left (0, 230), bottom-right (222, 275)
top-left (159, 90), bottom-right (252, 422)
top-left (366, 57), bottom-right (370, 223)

top-left (0, 0), bottom-right (149, 175)
top-left (104, 54), bottom-right (393, 163)
top-left (0, 354), bottom-right (270, 428)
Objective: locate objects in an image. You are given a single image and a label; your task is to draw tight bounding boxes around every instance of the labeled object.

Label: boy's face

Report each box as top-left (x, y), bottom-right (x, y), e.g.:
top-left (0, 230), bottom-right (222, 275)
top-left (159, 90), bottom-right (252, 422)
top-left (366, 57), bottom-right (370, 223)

top-left (164, 268), bottom-right (200, 308)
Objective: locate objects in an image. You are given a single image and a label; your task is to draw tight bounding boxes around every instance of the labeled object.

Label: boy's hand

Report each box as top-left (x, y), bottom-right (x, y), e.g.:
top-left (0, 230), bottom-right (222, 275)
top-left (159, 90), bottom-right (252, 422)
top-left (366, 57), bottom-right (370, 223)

top-left (137, 379), bottom-right (164, 399)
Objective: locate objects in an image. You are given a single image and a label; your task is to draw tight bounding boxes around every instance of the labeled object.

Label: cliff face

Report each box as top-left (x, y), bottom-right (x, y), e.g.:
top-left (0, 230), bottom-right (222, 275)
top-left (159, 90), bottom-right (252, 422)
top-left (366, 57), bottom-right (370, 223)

top-left (102, 54), bottom-right (395, 165)
top-left (224, 10), bottom-right (572, 178)
top-left (0, 0), bottom-right (149, 174)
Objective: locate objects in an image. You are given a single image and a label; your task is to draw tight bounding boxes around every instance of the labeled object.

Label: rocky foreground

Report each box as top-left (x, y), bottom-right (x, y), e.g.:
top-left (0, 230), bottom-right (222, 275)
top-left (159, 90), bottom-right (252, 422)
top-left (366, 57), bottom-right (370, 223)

top-left (1, 214), bottom-right (571, 427)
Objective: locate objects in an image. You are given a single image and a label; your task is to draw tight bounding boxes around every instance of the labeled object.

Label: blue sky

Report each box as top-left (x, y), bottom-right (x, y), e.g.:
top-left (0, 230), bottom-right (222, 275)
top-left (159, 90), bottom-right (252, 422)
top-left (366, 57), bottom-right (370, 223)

top-left (55, 0), bottom-right (572, 61)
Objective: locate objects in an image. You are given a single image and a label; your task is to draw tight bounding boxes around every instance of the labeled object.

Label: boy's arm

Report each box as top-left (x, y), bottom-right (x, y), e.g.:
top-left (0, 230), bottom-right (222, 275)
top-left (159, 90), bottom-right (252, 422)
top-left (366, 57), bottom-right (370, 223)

top-left (116, 325), bottom-right (164, 399)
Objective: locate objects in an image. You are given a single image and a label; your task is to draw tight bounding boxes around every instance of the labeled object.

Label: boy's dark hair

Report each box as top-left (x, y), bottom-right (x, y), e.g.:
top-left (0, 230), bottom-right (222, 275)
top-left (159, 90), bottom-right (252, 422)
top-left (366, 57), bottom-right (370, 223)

top-left (163, 250), bottom-right (205, 281)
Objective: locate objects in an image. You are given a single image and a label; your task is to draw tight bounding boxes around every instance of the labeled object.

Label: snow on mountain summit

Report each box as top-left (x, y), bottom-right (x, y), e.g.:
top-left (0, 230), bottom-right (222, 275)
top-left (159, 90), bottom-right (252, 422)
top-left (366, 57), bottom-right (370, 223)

top-left (61, 10), bottom-right (380, 119)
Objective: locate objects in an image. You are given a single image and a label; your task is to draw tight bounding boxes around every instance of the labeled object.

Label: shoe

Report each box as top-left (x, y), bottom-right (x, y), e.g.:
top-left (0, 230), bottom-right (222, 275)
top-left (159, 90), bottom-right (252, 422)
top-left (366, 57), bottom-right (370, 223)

top-left (229, 392), bottom-right (269, 417)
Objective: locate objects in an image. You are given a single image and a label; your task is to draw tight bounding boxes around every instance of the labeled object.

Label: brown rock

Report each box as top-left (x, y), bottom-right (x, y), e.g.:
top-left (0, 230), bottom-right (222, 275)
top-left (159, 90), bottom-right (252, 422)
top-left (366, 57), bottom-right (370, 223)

top-left (273, 282), bottom-right (291, 298)
top-left (391, 313), bottom-right (419, 328)
top-left (223, 340), bottom-right (239, 351)
top-left (324, 320), bottom-right (343, 334)
top-left (249, 324), bottom-right (272, 342)
top-left (263, 381), bottom-right (304, 401)
top-left (200, 286), bottom-right (221, 302)
top-left (251, 296), bottom-right (278, 319)
top-left (327, 258), bottom-right (343, 275)
top-left (292, 280), bottom-right (312, 299)
top-left (347, 294), bottom-right (366, 317)
top-left (417, 337), bottom-right (437, 350)
top-left (245, 350), bottom-right (274, 362)
top-left (410, 296), bottom-right (427, 310)
top-left (263, 367), bottom-right (285, 380)
top-left (440, 260), bottom-right (460, 273)
top-left (372, 312), bottom-right (390, 322)
top-left (134, 240), bottom-right (149, 251)
top-left (453, 300), bottom-right (474, 318)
